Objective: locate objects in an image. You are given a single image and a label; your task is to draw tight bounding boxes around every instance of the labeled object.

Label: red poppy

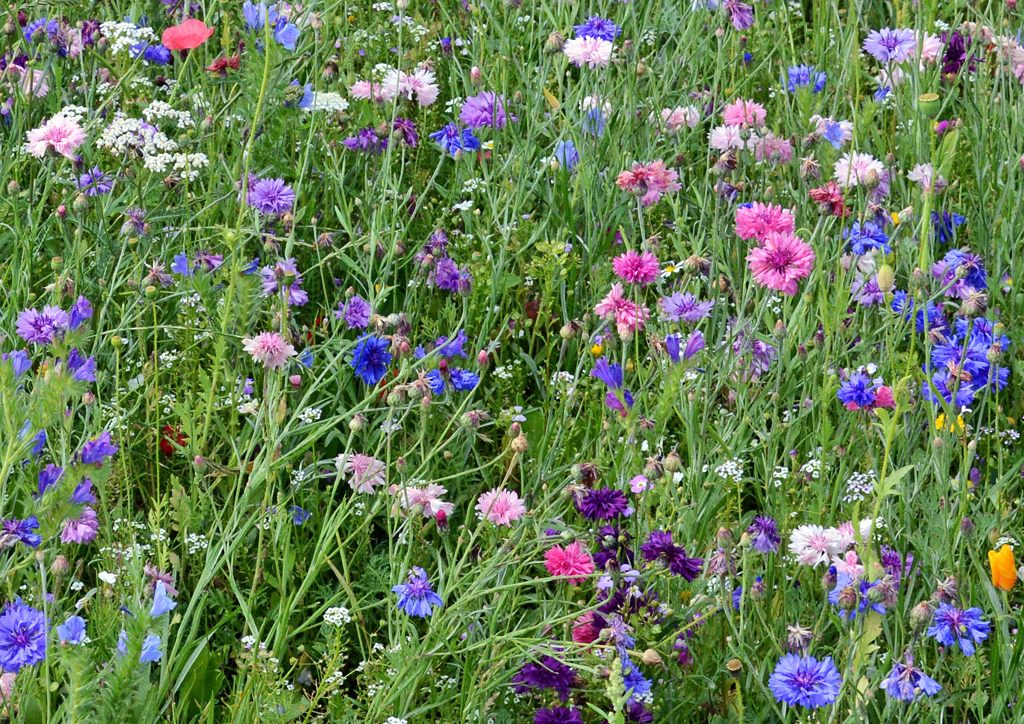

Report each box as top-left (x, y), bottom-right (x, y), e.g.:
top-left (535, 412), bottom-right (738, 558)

top-left (162, 19), bottom-right (215, 51)
top-left (160, 425), bottom-right (188, 456)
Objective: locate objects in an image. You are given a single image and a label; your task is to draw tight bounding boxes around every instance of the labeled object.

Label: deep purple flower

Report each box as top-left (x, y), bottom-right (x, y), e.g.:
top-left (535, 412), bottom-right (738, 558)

top-left (591, 358), bottom-right (624, 389)
top-left (16, 306), bottom-right (69, 345)
top-left (512, 656), bottom-right (575, 701)
top-left (393, 117), bottom-right (419, 147)
top-left (343, 126), bottom-right (388, 154)
top-left (76, 166), bottom-right (114, 196)
top-left (66, 349), bottom-right (96, 382)
top-left (79, 431), bottom-right (119, 465)
top-left (194, 250), bottom-right (224, 272)
top-left (576, 488), bottom-right (628, 520)
top-left (248, 178), bottom-right (295, 214)
top-left (724, 0), bottom-right (754, 30)
top-left (68, 296), bottom-right (92, 331)
top-left (70, 478), bottom-right (96, 505)
top-left (337, 295), bottom-right (372, 329)
top-left (1, 517), bottom-right (41, 549)
top-left (459, 92), bottom-right (513, 129)
top-left (37, 464), bottom-right (63, 497)
top-left (534, 708), bottom-right (583, 724)
top-left (431, 257), bottom-right (472, 294)
top-left (747, 515), bottom-right (780, 553)
top-left (640, 530), bottom-right (703, 580)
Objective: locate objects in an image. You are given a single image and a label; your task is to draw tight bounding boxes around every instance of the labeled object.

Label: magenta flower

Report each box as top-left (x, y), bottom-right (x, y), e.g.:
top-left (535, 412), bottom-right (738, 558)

top-left (612, 250), bottom-right (659, 286)
top-left (746, 232), bottom-right (815, 295)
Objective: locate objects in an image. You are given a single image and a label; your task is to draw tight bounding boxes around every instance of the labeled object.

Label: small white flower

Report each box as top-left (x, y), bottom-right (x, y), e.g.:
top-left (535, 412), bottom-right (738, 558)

top-left (98, 571), bottom-right (117, 585)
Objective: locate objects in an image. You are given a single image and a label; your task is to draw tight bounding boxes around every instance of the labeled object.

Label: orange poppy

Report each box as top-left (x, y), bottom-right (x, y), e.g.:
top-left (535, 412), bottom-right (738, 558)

top-left (162, 19), bottom-right (215, 51)
top-left (989, 544), bottom-right (1017, 591)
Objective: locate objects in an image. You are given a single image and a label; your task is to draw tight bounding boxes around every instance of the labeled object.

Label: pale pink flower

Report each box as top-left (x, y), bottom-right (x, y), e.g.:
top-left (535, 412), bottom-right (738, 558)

top-left (341, 452), bottom-right (387, 494)
top-left (564, 37), bottom-right (613, 68)
top-left (655, 106), bottom-right (700, 134)
top-left (615, 160), bottom-right (680, 206)
top-left (831, 550), bottom-right (865, 578)
top-left (392, 483), bottom-right (454, 518)
top-left (0, 671), bottom-right (14, 702)
top-left (242, 332), bottom-right (297, 369)
top-left (835, 519), bottom-right (875, 548)
top-left (544, 541), bottom-right (594, 584)
top-left (381, 68), bottom-right (439, 106)
top-left (907, 162), bottom-right (946, 193)
top-left (917, 32), bottom-right (943, 64)
top-left (612, 250), bottom-right (660, 286)
top-left (349, 80), bottom-right (389, 101)
top-left (752, 132), bottom-right (793, 165)
top-left (594, 283), bottom-right (628, 319)
top-left (788, 524), bottom-right (844, 566)
top-left (746, 232), bottom-right (815, 295)
top-left (61, 507), bottom-right (99, 544)
top-left (709, 125), bottom-right (746, 151)
top-left (878, 65), bottom-right (906, 88)
top-left (67, 29), bottom-right (83, 59)
top-left (24, 116), bottom-right (87, 159)
top-left (721, 99), bottom-right (766, 128)
top-left (475, 488), bottom-right (527, 526)
top-left (833, 151), bottom-right (884, 188)
top-left (734, 202), bottom-right (795, 243)
top-left (6, 65), bottom-right (49, 97)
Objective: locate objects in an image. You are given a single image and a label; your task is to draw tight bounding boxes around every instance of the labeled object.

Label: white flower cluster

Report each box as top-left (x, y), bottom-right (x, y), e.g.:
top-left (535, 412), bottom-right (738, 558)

top-left (143, 151), bottom-right (210, 180)
top-left (843, 471), bottom-right (876, 503)
top-left (324, 606), bottom-right (353, 626)
top-left (97, 113), bottom-right (178, 155)
top-left (297, 406), bottom-right (322, 424)
top-left (704, 458), bottom-right (744, 483)
top-left (99, 22), bottom-right (158, 54)
top-left (143, 100), bottom-right (195, 129)
top-left (304, 92), bottom-right (350, 113)
top-left (186, 532), bottom-right (209, 554)
top-left (54, 105), bottom-right (90, 123)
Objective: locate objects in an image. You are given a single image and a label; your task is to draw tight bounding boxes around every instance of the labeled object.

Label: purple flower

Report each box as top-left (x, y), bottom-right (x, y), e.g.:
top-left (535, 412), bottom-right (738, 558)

top-left (747, 516), bottom-right (780, 553)
top-left (3, 350), bottom-right (31, 378)
top-left (724, 0), bottom-right (754, 30)
top-left (660, 292), bottom-right (715, 323)
top-left (429, 123), bottom-right (481, 157)
top-left (67, 349), bottom-right (96, 382)
top-left (393, 117), bottom-right (419, 147)
top-left (554, 140), bottom-right (579, 172)
top-left (785, 64), bottom-right (826, 93)
top-left (79, 431), bottom-right (119, 465)
top-left (248, 178), bottom-right (296, 214)
top-left (337, 295), bottom-right (372, 328)
top-left (640, 530), bottom-right (703, 580)
top-left (591, 358), bottom-right (623, 389)
top-left (194, 251), bottom-right (224, 273)
top-left (881, 659), bottom-right (941, 701)
top-left (37, 464), bottom-right (63, 497)
top-left (56, 615), bottom-right (87, 645)
top-left (392, 566), bottom-right (443, 617)
top-left (573, 16), bottom-right (621, 41)
top-left (828, 572), bottom-right (887, 619)
top-left (534, 708), bottom-right (583, 724)
top-left (851, 274), bottom-right (885, 306)
top-left (512, 656), bottom-right (575, 700)
top-left (0, 601), bottom-right (47, 672)
top-left (140, 634), bottom-right (163, 663)
top-left (61, 507), bottom-right (98, 544)
top-left (431, 257), bottom-right (472, 294)
top-left (150, 581), bottom-right (177, 618)
top-left (1, 517), bottom-right (41, 549)
top-left (70, 478), bottom-right (96, 505)
top-left (768, 654), bottom-right (842, 708)
top-left (68, 296), bottom-right (92, 331)
top-left (16, 306), bottom-right (69, 344)
top-left (260, 258), bottom-right (309, 306)
top-left (666, 330), bottom-right (705, 363)
top-left (343, 126), bottom-right (388, 154)
top-left (927, 603), bottom-right (990, 656)
top-left (459, 92), bottom-right (513, 129)
top-left (862, 28), bottom-right (916, 64)
top-left (576, 488), bottom-right (628, 520)
top-left (76, 166), bottom-right (114, 196)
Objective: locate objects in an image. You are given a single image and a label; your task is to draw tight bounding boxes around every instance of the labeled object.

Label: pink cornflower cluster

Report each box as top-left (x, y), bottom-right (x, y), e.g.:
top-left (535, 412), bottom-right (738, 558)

top-left (612, 250), bottom-right (660, 286)
top-left (746, 232), bottom-right (816, 296)
top-left (734, 203), bottom-right (796, 243)
top-left (615, 160), bottom-right (680, 206)
top-left (594, 283), bottom-right (649, 339)
top-left (340, 453), bottom-right (387, 494)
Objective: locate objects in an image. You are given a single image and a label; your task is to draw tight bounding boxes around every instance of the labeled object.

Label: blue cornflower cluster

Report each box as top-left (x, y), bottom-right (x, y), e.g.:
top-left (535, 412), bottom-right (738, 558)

top-left (242, 1), bottom-right (301, 50)
top-left (784, 64), bottom-right (827, 93)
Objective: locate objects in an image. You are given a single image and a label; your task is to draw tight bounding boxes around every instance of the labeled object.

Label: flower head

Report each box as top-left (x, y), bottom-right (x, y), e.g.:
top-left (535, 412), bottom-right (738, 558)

top-left (734, 202), bottom-right (796, 242)
top-left (564, 37), bottom-right (613, 68)
top-left (430, 123), bottom-right (481, 157)
top-left (61, 507), bottom-right (98, 544)
top-left (926, 603), bottom-right (990, 656)
top-left (0, 602), bottom-right (47, 672)
top-left (392, 566), bottom-right (443, 617)
top-left (746, 232), bottom-right (815, 295)
top-left (459, 92), bottom-right (512, 129)
top-left (242, 332), bottom-right (297, 370)
top-left (248, 178), bottom-right (295, 214)
top-left (615, 160), bottom-right (681, 206)
top-left (612, 250), bottom-right (660, 286)
top-left (574, 16), bottom-right (621, 41)
top-left (660, 293), bottom-right (715, 323)
top-left (350, 336), bottom-right (392, 385)
top-left (989, 544), bottom-right (1017, 591)
top-left (747, 516), bottom-right (781, 553)
top-left (863, 28), bottom-right (916, 64)
top-left (575, 488), bottom-right (629, 520)
top-left (881, 659), bottom-right (942, 701)
top-left (24, 117), bottom-right (87, 159)
top-left (768, 654), bottom-right (842, 708)
top-left (544, 541), bottom-right (594, 584)
top-left (476, 489), bottom-right (527, 526)
top-left (162, 18), bottom-right (214, 50)
top-left (16, 306), bottom-right (69, 345)
top-left (341, 453), bottom-right (387, 494)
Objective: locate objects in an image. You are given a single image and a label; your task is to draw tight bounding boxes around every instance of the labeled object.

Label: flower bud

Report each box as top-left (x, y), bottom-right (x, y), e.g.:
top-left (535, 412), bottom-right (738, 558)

top-left (837, 584), bottom-right (859, 611)
top-left (511, 433), bottom-right (528, 453)
top-left (82, 391), bottom-right (96, 406)
top-left (544, 32), bottom-right (565, 54)
top-left (73, 193), bottom-right (90, 213)
top-left (821, 566), bottom-right (838, 590)
top-left (51, 555), bottom-right (70, 576)
top-left (6, 179), bottom-right (18, 194)
top-left (876, 264), bottom-right (895, 293)
top-left (641, 649), bottom-right (663, 667)
top-left (476, 349), bottom-right (489, 368)
top-left (193, 455), bottom-right (207, 471)
top-left (470, 66), bottom-right (483, 86)
top-left (910, 600), bottom-right (934, 631)
top-left (289, 374), bottom-right (302, 390)
top-left (664, 450), bottom-right (683, 473)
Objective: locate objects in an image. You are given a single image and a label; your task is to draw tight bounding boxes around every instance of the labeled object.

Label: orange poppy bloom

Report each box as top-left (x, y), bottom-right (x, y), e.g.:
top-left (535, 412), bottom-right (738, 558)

top-left (162, 19), bottom-right (215, 51)
top-left (989, 544), bottom-right (1017, 591)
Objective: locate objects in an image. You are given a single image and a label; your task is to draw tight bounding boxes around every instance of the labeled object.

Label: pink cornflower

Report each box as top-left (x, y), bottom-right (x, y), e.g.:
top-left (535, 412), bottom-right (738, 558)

top-left (24, 116), bottom-right (87, 159)
top-left (615, 160), bottom-right (680, 206)
top-left (382, 68), bottom-right (439, 106)
top-left (655, 106), bottom-right (700, 134)
top-left (833, 151), bottom-right (884, 189)
top-left (61, 507), bottom-right (99, 544)
top-left (917, 31), bottom-right (943, 64)
top-left (788, 524), bottom-right (844, 566)
top-left (874, 385), bottom-right (896, 408)
top-left (341, 453), bottom-right (387, 494)
top-left (392, 483), bottom-right (454, 518)
top-left (6, 65), bottom-right (48, 97)
top-left (612, 250), bottom-right (660, 286)
top-left (808, 181), bottom-right (849, 217)
top-left (709, 125), bottom-right (746, 151)
top-left (242, 332), bottom-right (297, 369)
top-left (752, 132), bottom-right (793, 165)
top-left (544, 541), bottom-right (594, 584)
top-left (721, 99), bottom-right (766, 128)
top-left (746, 232), bottom-right (815, 296)
top-left (475, 488), bottom-right (527, 526)
top-left (349, 80), bottom-right (389, 101)
top-left (564, 37), bottom-right (613, 68)
top-left (594, 284), bottom-right (649, 340)
top-left (832, 550), bottom-right (865, 578)
top-left (734, 202), bottom-right (796, 243)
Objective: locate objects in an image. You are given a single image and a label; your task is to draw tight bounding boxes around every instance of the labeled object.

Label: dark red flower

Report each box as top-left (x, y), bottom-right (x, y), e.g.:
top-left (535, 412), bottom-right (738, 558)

top-left (160, 425), bottom-right (188, 456)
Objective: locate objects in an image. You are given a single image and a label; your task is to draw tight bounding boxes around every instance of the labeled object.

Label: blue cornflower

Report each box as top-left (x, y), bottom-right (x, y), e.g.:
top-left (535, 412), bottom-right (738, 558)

top-left (56, 615), bottom-right (88, 646)
top-left (844, 222), bottom-right (891, 255)
top-left (880, 659), bottom-right (942, 701)
top-left (435, 331), bottom-right (469, 359)
top-left (573, 16), bottom-right (621, 41)
top-left (828, 572), bottom-right (886, 619)
top-left (785, 64), bottom-right (827, 93)
top-left (554, 140), bottom-right (579, 172)
top-left (426, 366), bottom-right (480, 394)
top-left (274, 21), bottom-right (300, 49)
top-left (69, 296), bottom-right (93, 331)
top-left (392, 567), bottom-right (443, 617)
top-left (823, 121), bottom-right (846, 150)
top-left (932, 211), bottom-right (966, 244)
top-left (350, 336), bottom-right (392, 386)
top-left (149, 581), bottom-right (177, 618)
top-left (837, 372), bottom-right (877, 408)
top-left (2, 517), bottom-right (41, 548)
top-left (926, 603), bottom-right (990, 656)
top-left (591, 358), bottom-right (624, 389)
top-left (941, 248), bottom-right (987, 290)
top-left (130, 42), bottom-right (172, 64)
top-left (621, 659), bottom-right (652, 703)
top-left (922, 370), bottom-right (976, 407)
top-left (429, 123), bottom-right (481, 157)
top-left (768, 654), bottom-right (842, 708)
top-left (24, 17), bottom-right (58, 43)
top-left (243, 1), bottom-right (279, 30)
top-left (582, 107), bottom-right (605, 137)
top-left (291, 506), bottom-right (311, 525)
top-left (0, 602), bottom-right (47, 672)
top-left (297, 348), bottom-right (314, 368)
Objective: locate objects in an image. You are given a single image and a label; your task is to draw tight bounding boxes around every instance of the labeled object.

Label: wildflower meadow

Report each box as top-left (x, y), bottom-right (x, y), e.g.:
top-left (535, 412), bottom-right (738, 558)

top-left (3, 0), bottom-right (1024, 721)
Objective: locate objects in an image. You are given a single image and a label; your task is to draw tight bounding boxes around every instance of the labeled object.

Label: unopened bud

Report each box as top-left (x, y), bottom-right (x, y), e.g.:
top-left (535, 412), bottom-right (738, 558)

top-left (476, 349), bottom-right (489, 368)
top-left (73, 193), bottom-right (90, 213)
top-left (511, 433), bottom-right (528, 453)
top-left (641, 649), bottom-right (663, 667)
top-left (837, 584), bottom-right (859, 611)
top-left (289, 374), bottom-right (302, 390)
top-left (51, 555), bottom-right (70, 576)
top-left (82, 391), bottom-right (96, 406)
top-left (664, 450), bottom-right (683, 473)
top-left (470, 66), bottom-right (482, 86)
top-left (876, 264), bottom-right (895, 293)
top-left (544, 32), bottom-right (565, 54)
top-left (910, 600), bottom-right (934, 631)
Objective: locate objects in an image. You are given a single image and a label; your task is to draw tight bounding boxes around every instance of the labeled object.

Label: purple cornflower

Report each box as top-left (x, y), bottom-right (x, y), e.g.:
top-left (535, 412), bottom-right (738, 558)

top-left (1, 517), bottom-right (41, 549)
top-left (575, 488), bottom-right (629, 520)
top-left (76, 166), bottom-right (114, 196)
top-left (573, 16), bottom-right (621, 41)
top-left (343, 126), bottom-right (388, 154)
top-left (393, 117), bottom-right (419, 147)
top-left (429, 123), bottom-right (481, 157)
top-left (941, 248), bottom-right (987, 290)
top-left (747, 516), bottom-right (780, 553)
top-left (511, 656), bottom-right (575, 701)
top-left (844, 222), bottom-right (890, 255)
top-left (724, 0), bottom-right (754, 30)
top-left (248, 178), bottom-right (296, 214)
top-left (260, 258), bottom-right (309, 306)
top-left (459, 91), bottom-right (513, 129)
top-left (851, 274), bottom-right (885, 307)
top-left (431, 257), bottom-right (472, 294)
top-left (660, 292), bottom-right (715, 323)
top-left (391, 566), bottom-right (443, 617)
top-left (0, 601), bottom-right (47, 672)
top-left (194, 250), bottom-right (224, 273)
top-left (881, 659), bottom-right (942, 701)
top-left (79, 431), bottom-right (119, 465)
top-left (534, 708), bottom-right (583, 724)
top-left (143, 261), bottom-right (174, 288)
top-left (926, 603), bottom-right (990, 656)
top-left (862, 28), bottom-right (916, 64)
top-left (16, 306), bottom-right (69, 345)
top-left (768, 654), bottom-right (842, 708)
top-left (336, 295), bottom-right (372, 329)
top-left (837, 372), bottom-right (877, 408)
top-left (640, 530), bottom-right (703, 580)
top-left (122, 207), bottom-right (148, 236)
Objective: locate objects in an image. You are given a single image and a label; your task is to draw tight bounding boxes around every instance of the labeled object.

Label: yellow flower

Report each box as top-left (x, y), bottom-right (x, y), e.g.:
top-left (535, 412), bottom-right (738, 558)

top-left (891, 212), bottom-right (900, 226)
top-left (989, 544), bottom-right (1017, 591)
top-left (590, 343), bottom-right (603, 357)
top-left (935, 414), bottom-right (964, 432)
